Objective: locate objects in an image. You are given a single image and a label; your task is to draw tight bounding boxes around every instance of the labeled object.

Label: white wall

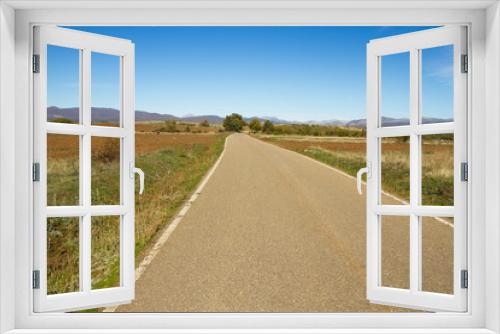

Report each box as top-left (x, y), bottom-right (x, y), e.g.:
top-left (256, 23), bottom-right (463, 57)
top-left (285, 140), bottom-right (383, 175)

top-left (485, 2), bottom-right (500, 333)
top-left (0, 2), bottom-right (16, 333)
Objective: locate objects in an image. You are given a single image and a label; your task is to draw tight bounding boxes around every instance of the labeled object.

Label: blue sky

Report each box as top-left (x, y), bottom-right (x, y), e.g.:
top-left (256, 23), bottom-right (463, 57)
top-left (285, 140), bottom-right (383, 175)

top-left (48, 26), bottom-right (453, 122)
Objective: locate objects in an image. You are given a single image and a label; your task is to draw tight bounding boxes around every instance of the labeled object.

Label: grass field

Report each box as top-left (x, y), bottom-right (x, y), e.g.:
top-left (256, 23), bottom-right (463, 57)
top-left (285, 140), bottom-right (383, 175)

top-left (256, 134), bottom-right (454, 206)
top-left (46, 122), bottom-right (227, 295)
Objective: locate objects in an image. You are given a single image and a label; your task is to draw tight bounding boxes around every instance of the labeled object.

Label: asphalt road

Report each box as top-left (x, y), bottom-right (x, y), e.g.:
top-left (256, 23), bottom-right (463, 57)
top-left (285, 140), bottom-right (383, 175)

top-left (116, 133), bottom-right (453, 312)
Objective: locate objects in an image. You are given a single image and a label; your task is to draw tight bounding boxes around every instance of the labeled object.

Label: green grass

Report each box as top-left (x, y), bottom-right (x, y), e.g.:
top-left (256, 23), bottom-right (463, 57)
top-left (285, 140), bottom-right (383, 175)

top-left (303, 147), bottom-right (366, 178)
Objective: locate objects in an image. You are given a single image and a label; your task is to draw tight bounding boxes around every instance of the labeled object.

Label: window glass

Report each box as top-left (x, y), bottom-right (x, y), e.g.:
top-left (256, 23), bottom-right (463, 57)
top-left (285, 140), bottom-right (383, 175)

top-left (380, 52), bottom-right (410, 127)
top-left (380, 137), bottom-right (410, 204)
top-left (92, 216), bottom-right (121, 290)
top-left (91, 52), bottom-right (121, 127)
top-left (381, 215), bottom-right (410, 289)
top-left (47, 45), bottom-right (80, 124)
top-left (47, 134), bottom-right (80, 206)
top-left (421, 216), bottom-right (454, 294)
top-left (91, 137), bottom-right (121, 205)
top-left (47, 217), bottom-right (80, 295)
top-left (421, 134), bottom-right (454, 206)
top-left (421, 45), bottom-right (454, 123)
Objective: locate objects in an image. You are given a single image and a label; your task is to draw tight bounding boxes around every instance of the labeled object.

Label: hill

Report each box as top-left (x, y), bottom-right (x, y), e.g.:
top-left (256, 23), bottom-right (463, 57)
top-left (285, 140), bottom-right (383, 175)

top-left (47, 107), bottom-right (451, 127)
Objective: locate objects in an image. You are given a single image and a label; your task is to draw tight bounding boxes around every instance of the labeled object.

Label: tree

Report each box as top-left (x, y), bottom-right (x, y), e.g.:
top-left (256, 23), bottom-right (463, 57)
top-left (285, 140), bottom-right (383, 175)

top-left (262, 120), bottom-right (275, 133)
top-left (163, 120), bottom-right (178, 132)
top-left (248, 118), bottom-right (262, 132)
top-left (199, 120), bottom-right (210, 127)
top-left (223, 113), bottom-right (246, 132)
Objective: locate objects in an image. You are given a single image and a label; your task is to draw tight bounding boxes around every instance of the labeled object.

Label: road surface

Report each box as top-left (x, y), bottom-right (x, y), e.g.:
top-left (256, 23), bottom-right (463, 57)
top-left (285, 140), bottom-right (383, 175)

top-left (116, 133), bottom-right (453, 312)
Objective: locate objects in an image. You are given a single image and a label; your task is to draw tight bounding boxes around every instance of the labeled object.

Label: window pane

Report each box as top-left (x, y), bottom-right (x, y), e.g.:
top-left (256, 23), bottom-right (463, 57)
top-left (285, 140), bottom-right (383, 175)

top-left (380, 137), bottom-right (410, 204)
top-left (91, 137), bottom-right (121, 205)
top-left (421, 134), bottom-right (454, 206)
top-left (91, 52), bottom-right (121, 127)
top-left (91, 216), bottom-right (121, 290)
top-left (421, 45), bottom-right (454, 123)
top-left (47, 45), bottom-right (80, 124)
top-left (381, 215), bottom-right (410, 289)
top-left (47, 134), bottom-right (80, 206)
top-left (421, 216), bottom-right (454, 294)
top-left (380, 52), bottom-right (410, 127)
top-left (47, 217), bottom-right (80, 295)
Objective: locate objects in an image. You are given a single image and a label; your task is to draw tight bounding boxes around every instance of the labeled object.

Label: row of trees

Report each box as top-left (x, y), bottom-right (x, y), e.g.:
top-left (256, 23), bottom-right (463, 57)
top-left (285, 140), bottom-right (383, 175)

top-left (222, 113), bottom-right (275, 133)
top-left (222, 113), bottom-right (366, 138)
top-left (249, 118), bottom-right (275, 133)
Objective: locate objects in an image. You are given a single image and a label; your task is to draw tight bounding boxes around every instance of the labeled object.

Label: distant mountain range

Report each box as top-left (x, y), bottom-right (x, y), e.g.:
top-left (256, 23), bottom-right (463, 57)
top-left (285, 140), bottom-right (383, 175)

top-left (47, 106), bottom-right (452, 128)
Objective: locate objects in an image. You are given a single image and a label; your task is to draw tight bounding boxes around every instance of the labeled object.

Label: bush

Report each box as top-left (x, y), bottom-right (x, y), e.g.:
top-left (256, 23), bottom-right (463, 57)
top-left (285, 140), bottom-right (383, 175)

top-left (248, 118), bottom-right (262, 132)
top-left (92, 140), bottom-right (120, 163)
top-left (156, 120), bottom-right (179, 133)
top-left (199, 120), bottom-right (210, 127)
top-left (164, 120), bottom-right (178, 132)
top-left (223, 113), bottom-right (246, 132)
top-left (262, 120), bottom-right (275, 133)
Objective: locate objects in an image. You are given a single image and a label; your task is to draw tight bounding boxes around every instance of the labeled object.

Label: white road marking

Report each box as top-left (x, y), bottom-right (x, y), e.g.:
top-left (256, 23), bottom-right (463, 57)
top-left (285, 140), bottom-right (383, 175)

top-left (103, 135), bottom-right (231, 312)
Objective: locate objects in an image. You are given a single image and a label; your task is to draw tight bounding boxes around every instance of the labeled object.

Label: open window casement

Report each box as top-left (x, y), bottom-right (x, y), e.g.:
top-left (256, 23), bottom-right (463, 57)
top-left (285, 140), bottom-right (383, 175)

top-left (33, 26), bottom-right (141, 312)
top-left (360, 26), bottom-right (468, 312)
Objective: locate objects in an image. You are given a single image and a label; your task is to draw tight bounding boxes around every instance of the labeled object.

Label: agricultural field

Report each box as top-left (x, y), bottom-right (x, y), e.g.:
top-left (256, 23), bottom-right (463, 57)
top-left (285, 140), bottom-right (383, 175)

top-left (256, 133), bottom-right (454, 206)
top-left (46, 121), bottom-right (227, 295)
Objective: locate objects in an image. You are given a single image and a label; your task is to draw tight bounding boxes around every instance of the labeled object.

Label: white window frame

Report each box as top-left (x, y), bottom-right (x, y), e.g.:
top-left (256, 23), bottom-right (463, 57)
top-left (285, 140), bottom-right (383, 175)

top-left (32, 26), bottom-right (136, 312)
top-left (0, 1), bottom-right (499, 333)
top-left (366, 26), bottom-right (468, 312)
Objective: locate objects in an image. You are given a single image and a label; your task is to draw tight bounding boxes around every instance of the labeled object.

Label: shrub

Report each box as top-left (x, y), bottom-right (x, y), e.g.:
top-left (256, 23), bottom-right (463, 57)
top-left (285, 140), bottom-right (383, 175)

top-left (156, 120), bottom-right (178, 133)
top-left (262, 120), bottom-right (275, 133)
top-left (248, 118), bottom-right (262, 132)
top-left (92, 140), bottom-right (120, 163)
top-left (199, 120), bottom-right (210, 127)
top-left (223, 113), bottom-right (246, 132)
top-left (164, 120), bottom-right (178, 132)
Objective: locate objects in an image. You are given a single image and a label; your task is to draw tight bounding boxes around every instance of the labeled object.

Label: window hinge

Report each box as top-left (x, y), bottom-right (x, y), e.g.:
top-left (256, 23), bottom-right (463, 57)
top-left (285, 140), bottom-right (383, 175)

top-left (32, 270), bottom-right (40, 289)
top-left (32, 163), bottom-right (40, 182)
top-left (461, 54), bottom-right (468, 73)
top-left (461, 269), bottom-right (468, 289)
top-left (32, 54), bottom-right (40, 73)
top-left (461, 162), bottom-right (468, 182)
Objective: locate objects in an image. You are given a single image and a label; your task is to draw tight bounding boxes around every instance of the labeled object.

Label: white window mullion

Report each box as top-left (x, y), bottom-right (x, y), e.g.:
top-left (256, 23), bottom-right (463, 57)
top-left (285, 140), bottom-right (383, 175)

top-left (80, 48), bottom-right (92, 294)
top-left (121, 49), bottom-right (135, 295)
top-left (365, 46), bottom-right (380, 296)
top-left (409, 48), bottom-right (421, 294)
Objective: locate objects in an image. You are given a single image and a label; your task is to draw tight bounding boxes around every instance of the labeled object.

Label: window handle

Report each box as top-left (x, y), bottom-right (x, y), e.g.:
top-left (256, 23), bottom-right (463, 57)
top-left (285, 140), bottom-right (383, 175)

top-left (356, 163), bottom-right (371, 195)
top-left (130, 162), bottom-right (145, 195)
top-left (134, 168), bottom-right (145, 195)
